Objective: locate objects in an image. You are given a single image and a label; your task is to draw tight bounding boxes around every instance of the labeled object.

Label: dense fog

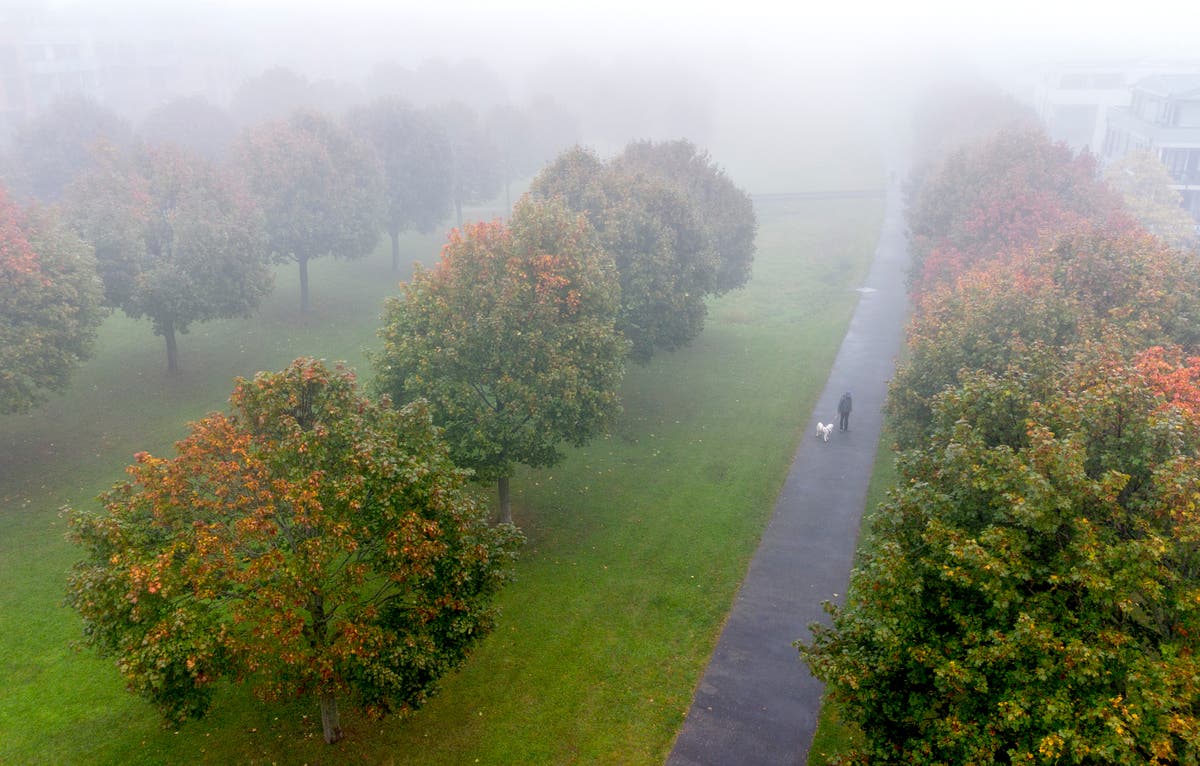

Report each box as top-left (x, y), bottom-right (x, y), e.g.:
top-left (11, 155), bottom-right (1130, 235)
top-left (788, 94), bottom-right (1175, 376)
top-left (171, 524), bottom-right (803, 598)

top-left (4, 0), bottom-right (1194, 196)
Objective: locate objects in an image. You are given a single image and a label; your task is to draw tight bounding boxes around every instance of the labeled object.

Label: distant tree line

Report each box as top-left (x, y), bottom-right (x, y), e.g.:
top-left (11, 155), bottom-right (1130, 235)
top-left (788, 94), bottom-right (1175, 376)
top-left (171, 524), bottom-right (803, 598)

top-left (0, 79), bottom-right (577, 382)
top-left (801, 83), bottom-right (1200, 763)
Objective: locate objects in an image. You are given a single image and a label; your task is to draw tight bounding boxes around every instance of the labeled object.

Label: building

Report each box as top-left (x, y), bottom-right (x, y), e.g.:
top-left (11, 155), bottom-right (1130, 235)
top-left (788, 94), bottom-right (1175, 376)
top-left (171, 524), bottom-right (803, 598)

top-left (1104, 74), bottom-right (1200, 220)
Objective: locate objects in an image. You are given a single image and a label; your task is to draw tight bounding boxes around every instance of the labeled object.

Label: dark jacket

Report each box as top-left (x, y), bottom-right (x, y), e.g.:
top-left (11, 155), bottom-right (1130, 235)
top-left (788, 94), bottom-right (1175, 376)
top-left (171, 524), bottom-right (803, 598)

top-left (837, 393), bottom-right (852, 415)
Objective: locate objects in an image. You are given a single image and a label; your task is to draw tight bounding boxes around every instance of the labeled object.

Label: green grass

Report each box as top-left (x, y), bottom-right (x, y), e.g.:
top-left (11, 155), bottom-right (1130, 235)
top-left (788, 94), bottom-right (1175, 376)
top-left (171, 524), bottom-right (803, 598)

top-left (0, 195), bottom-right (883, 764)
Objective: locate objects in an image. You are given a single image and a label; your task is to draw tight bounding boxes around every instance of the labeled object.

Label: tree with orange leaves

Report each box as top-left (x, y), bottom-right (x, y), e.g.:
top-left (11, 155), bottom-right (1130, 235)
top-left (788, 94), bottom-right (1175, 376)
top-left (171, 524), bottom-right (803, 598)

top-left (374, 196), bottom-right (627, 524)
top-left (66, 358), bottom-right (520, 744)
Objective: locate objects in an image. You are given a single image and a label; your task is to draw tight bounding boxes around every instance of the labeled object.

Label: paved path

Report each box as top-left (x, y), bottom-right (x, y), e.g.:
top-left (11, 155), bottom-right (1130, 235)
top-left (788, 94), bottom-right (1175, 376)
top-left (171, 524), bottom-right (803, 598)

top-left (667, 175), bottom-right (910, 765)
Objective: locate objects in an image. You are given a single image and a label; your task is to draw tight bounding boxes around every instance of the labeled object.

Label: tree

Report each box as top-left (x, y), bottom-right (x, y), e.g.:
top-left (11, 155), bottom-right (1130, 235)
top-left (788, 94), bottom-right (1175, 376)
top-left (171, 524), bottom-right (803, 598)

top-left (235, 110), bottom-right (384, 312)
top-left (66, 358), bottom-right (521, 744)
top-left (889, 222), bottom-right (1200, 448)
top-left (4, 94), bottom-right (134, 202)
top-left (1104, 150), bottom-right (1198, 252)
top-left (531, 146), bottom-right (720, 362)
top-left (803, 347), bottom-right (1200, 764)
top-left (0, 189), bottom-right (105, 414)
top-left (614, 139), bottom-right (756, 293)
top-left (65, 145), bottom-right (273, 372)
top-left (428, 102), bottom-right (502, 228)
top-left (139, 96), bottom-right (237, 162)
top-left (907, 126), bottom-right (1122, 292)
top-left (227, 66), bottom-right (363, 129)
top-left (347, 98), bottom-right (453, 270)
top-left (374, 196), bottom-right (627, 524)
top-left (485, 103), bottom-right (538, 211)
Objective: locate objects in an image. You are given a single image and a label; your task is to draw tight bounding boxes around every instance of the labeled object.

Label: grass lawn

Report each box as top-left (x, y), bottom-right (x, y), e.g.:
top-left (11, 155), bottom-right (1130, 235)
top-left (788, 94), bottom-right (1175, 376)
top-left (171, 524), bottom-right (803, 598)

top-left (0, 192), bottom-right (883, 764)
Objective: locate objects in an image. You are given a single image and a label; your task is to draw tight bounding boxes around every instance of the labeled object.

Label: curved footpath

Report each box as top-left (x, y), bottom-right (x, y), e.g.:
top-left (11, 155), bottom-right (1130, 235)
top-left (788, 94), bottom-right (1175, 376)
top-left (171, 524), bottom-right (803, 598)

top-left (667, 174), bottom-right (911, 765)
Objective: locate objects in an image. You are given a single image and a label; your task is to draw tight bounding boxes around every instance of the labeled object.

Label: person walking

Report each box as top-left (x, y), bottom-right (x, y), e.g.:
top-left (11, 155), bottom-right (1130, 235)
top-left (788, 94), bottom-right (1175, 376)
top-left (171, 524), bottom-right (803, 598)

top-left (837, 392), bottom-right (852, 432)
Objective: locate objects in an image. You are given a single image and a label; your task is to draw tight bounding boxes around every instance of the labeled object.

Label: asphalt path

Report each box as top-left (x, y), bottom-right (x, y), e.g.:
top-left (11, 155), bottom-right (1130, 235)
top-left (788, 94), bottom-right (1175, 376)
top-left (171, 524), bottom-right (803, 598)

top-left (666, 175), bottom-right (911, 765)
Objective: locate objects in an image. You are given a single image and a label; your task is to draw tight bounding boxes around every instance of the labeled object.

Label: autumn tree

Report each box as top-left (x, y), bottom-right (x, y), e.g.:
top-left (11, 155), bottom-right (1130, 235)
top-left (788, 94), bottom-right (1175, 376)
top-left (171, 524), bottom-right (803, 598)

top-left (347, 98), bottom-right (453, 270)
top-left (1104, 150), bottom-right (1198, 252)
top-left (803, 347), bottom-right (1200, 763)
top-left (4, 94), bottom-right (134, 202)
top-left (65, 145), bottom-right (273, 372)
top-left (66, 358), bottom-right (521, 745)
top-left (374, 196), bottom-right (627, 524)
top-left (0, 189), bottom-right (105, 414)
top-left (235, 110), bottom-right (384, 311)
top-left (889, 222), bottom-right (1200, 447)
top-left (907, 79), bottom-right (1038, 188)
top-left (614, 138), bottom-right (756, 293)
top-left (139, 96), bottom-right (237, 162)
top-left (907, 126), bottom-right (1122, 292)
top-left (531, 146), bottom-right (720, 362)
top-left (428, 102), bottom-right (502, 227)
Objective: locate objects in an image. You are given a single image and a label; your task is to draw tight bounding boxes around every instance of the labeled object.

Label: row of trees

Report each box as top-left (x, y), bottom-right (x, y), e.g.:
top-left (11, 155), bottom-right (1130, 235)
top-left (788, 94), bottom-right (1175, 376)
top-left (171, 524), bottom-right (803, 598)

top-left (802, 90), bottom-right (1200, 762)
top-left (66, 139), bottom-right (756, 742)
top-left (0, 90), bottom-right (576, 403)
top-left (376, 139), bottom-right (757, 521)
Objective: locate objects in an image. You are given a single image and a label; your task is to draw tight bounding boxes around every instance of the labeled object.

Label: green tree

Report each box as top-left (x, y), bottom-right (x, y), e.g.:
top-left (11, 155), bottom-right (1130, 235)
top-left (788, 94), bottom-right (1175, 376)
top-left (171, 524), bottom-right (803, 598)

top-left (428, 102), bottom-right (502, 228)
top-left (803, 347), bottom-right (1200, 764)
top-left (348, 98), bottom-right (453, 270)
top-left (66, 358), bottom-right (521, 745)
top-left (531, 146), bottom-right (720, 362)
top-left (0, 189), bottom-right (105, 413)
top-left (375, 196), bottom-right (627, 524)
top-left (65, 145), bottom-right (273, 373)
top-left (615, 138), bottom-right (756, 293)
top-left (1104, 150), bottom-right (1198, 252)
top-left (235, 110), bottom-right (384, 312)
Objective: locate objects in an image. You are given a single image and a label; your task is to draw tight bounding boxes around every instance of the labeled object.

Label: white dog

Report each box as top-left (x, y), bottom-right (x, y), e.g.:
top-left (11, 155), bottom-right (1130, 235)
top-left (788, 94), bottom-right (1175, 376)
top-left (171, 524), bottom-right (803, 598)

top-left (816, 422), bottom-right (834, 442)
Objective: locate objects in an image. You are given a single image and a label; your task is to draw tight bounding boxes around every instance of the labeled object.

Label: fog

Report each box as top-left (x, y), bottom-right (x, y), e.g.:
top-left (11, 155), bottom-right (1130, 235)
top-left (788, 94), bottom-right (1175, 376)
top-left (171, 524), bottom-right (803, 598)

top-left (8, 0), bottom-right (1198, 193)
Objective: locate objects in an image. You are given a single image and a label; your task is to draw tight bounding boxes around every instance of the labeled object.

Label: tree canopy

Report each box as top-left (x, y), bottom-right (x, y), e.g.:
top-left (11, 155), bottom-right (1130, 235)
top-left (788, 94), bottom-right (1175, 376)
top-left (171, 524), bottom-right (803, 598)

top-left (614, 138), bottom-right (756, 293)
top-left (804, 347), bottom-right (1200, 764)
top-left (907, 126), bottom-right (1123, 291)
top-left (235, 109), bottom-right (384, 311)
top-left (0, 189), bottom-right (105, 414)
top-left (138, 96), bottom-right (237, 163)
top-left (374, 196), bottom-right (627, 524)
top-left (530, 146), bottom-right (720, 362)
top-left (67, 358), bottom-right (521, 745)
top-left (1104, 150), bottom-right (1198, 253)
top-left (428, 102), bottom-right (502, 227)
top-left (65, 144), bottom-right (273, 372)
top-left (348, 98), bottom-right (453, 270)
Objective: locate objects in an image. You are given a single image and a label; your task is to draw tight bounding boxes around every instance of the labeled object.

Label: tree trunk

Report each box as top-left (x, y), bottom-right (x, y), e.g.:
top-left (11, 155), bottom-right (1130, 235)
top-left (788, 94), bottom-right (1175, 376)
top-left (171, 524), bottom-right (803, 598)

top-left (298, 256), bottom-right (310, 313)
top-left (498, 475), bottom-right (511, 525)
top-left (164, 320), bottom-right (179, 374)
top-left (319, 693), bottom-right (343, 744)
top-left (389, 229), bottom-right (401, 271)
top-left (455, 197), bottom-right (463, 229)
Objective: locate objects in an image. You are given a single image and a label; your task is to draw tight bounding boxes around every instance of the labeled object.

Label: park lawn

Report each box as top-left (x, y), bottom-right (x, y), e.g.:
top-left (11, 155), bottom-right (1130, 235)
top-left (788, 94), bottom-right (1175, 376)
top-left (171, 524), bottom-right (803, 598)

top-left (0, 193), bottom-right (883, 764)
